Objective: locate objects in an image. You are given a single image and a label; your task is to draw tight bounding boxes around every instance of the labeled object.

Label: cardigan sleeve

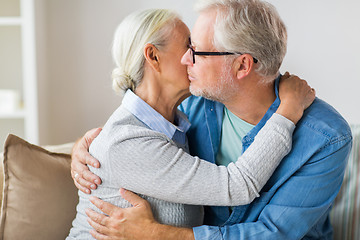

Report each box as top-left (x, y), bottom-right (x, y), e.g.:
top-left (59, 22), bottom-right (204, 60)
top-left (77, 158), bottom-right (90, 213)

top-left (100, 113), bottom-right (294, 206)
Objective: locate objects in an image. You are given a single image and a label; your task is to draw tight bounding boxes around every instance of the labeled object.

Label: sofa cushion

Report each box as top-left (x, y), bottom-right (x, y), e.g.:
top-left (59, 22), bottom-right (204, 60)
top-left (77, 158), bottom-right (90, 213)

top-left (0, 134), bottom-right (78, 240)
top-left (330, 124), bottom-right (360, 240)
top-left (0, 139), bottom-right (75, 209)
top-left (0, 155), bottom-right (3, 209)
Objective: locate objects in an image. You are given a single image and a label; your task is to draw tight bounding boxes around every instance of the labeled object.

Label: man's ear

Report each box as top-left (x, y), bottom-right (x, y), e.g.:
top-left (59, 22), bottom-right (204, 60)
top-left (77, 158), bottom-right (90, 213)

top-left (144, 43), bottom-right (160, 72)
top-left (234, 54), bottom-right (255, 79)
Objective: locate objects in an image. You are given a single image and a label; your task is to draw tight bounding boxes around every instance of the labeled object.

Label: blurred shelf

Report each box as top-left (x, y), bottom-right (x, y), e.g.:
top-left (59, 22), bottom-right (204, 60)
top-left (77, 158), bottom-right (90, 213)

top-left (0, 110), bottom-right (25, 119)
top-left (0, 0), bottom-right (38, 148)
top-left (0, 17), bottom-right (22, 25)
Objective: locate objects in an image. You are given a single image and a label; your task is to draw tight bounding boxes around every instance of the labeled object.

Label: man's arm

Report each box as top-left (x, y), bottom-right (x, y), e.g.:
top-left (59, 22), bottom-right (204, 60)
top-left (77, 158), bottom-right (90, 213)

top-left (71, 127), bottom-right (102, 194)
top-left (193, 139), bottom-right (352, 239)
top-left (86, 189), bottom-right (194, 240)
top-left (87, 139), bottom-right (351, 240)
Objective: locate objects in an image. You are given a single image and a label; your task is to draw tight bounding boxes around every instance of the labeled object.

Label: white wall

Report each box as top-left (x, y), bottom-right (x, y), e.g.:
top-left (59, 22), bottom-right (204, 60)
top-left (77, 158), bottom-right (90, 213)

top-left (36, 0), bottom-right (196, 145)
top-left (268, 0), bottom-right (360, 125)
top-left (35, 0), bottom-right (360, 145)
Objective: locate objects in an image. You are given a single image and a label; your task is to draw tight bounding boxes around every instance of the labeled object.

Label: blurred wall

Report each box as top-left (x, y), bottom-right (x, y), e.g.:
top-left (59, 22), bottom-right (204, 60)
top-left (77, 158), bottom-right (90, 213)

top-left (35, 0), bottom-right (360, 145)
top-left (268, 0), bottom-right (360, 125)
top-left (36, 0), bottom-right (196, 145)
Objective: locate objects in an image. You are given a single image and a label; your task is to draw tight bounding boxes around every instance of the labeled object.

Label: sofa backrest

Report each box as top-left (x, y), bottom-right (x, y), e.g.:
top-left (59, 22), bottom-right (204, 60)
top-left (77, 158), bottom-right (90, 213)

top-left (0, 125), bottom-right (359, 239)
top-left (330, 124), bottom-right (360, 240)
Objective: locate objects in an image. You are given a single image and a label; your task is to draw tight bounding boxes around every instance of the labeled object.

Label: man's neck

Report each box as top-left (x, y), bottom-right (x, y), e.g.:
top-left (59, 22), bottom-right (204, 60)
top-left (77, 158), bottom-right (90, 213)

top-left (223, 80), bottom-right (276, 125)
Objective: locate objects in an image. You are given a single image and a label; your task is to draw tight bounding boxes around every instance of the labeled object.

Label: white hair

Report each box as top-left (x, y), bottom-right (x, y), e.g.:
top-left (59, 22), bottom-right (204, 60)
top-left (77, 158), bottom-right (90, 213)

top-left (111, 9), bottom-right (180, 95)
top-left (195, 0), bottom-right (287, 83)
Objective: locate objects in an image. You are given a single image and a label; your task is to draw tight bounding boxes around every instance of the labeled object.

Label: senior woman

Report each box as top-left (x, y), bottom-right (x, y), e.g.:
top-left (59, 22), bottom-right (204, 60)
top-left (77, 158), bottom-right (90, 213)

top-left (67, 9), bottom-right (314, 239)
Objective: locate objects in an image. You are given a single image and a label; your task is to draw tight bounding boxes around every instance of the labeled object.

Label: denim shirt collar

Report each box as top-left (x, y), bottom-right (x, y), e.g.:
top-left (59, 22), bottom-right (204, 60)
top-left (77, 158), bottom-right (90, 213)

top-left (122, 89), bottom-right (191, 143)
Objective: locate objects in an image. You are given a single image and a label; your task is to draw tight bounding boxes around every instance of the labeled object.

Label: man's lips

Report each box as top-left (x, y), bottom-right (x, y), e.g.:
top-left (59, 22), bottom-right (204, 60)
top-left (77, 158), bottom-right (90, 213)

top-left (187, 72), bottom-right (195, 81)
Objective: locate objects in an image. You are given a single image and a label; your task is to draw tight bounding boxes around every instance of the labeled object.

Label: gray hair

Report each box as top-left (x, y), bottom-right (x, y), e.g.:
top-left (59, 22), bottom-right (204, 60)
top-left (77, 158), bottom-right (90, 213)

top-left (195, 0), bottom-right (287, 82)
top-left (112, 9), bottom-right (180, 95)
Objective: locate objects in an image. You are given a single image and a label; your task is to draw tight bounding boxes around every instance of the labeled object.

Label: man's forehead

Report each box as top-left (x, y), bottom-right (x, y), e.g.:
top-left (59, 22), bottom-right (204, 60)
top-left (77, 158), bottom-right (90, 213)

top-left (191, 11), bottom-right (216, 46)
top-left (189, 36), bottom-right (197, 45)
top-left (189, 27), bottom-right (206, 47)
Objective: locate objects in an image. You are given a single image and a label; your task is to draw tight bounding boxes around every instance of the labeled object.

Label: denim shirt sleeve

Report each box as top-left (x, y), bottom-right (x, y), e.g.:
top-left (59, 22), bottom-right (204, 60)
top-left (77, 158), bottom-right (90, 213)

top-left (193, 136), bottom-right (352, 240)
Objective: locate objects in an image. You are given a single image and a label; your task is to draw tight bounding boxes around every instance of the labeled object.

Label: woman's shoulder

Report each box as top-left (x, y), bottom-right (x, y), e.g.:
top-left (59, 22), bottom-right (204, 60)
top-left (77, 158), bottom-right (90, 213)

top-left (89, 106), bottom-right (172, 163)
top-left (99, 105), bottom-right (171, 145)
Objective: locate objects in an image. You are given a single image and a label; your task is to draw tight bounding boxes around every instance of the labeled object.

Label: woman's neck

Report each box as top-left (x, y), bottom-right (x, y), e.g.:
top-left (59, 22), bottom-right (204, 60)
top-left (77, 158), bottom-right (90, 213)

top-left (135, 77), bottom-right (190, 123)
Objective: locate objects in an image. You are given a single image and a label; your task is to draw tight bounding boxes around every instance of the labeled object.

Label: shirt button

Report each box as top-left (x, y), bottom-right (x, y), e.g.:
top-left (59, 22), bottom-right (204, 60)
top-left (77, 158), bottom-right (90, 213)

top-left (210, 108), bottom-right (213, 111)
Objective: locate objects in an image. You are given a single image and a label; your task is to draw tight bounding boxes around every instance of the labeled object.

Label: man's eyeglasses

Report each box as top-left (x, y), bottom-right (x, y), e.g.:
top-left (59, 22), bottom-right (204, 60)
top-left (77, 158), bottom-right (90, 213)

top-left (187, 39), bottom-right (258, 64)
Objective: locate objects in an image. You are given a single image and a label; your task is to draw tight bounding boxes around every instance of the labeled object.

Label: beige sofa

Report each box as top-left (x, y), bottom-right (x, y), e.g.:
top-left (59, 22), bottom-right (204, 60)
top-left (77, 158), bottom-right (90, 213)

top-left (0, 125), bottom-right (359, 240)
top-left (0, 135), bottom-right (77, 240)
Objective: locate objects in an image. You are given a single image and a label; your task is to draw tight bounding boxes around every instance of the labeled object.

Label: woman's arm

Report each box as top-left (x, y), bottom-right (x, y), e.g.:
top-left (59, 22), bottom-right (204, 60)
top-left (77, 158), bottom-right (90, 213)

top-left (100, 113), bottom-right (293, 206)
top-left (71, 74), bottom-right (315, 205)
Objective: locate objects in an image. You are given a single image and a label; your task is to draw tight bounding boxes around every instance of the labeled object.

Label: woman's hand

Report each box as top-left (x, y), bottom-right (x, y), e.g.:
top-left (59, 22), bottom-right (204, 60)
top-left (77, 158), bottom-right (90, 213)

top-left (86, 189), bottom-right (158, 240)
top-left (276, 72), bottom-right (316, 124)
top-left (71, 128), bottom-right (103, 194)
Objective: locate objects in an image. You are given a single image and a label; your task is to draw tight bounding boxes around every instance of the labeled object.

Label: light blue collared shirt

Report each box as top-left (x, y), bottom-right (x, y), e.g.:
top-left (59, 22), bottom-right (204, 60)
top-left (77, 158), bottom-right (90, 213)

top-left (121, 90), bottom-right (191, 149)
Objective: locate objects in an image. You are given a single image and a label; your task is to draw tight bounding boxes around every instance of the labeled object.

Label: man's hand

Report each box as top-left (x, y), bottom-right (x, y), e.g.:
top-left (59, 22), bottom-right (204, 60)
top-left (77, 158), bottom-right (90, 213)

top-left (86, 189), bottom-right (195, 240)
top-left (86, 188), bottom-right (158, 240)
top-left (71, 128), bottom-right (103, 194)
top-left (277, 72), bottom-right (316, 124)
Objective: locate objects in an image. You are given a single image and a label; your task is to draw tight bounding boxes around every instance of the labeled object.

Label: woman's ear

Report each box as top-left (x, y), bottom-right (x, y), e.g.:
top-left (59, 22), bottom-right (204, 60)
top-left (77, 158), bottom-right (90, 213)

top-left (144, 43), bottom-right (160, 72)
top-left (234, 54), bottom-right (255, 79)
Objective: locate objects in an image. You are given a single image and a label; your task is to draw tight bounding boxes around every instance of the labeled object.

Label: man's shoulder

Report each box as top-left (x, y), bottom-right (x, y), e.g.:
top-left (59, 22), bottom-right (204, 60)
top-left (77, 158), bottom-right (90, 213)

top-left (179, 96), bottom-right (223, 117)
top-left (179, 95), bottom-right (207, 113)
top-left (297, 98), bottom-right (352, 142)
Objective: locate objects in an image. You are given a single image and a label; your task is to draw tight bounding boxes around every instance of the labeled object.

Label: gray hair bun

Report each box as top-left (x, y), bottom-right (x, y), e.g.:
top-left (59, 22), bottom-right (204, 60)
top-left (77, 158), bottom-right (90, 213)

top-left (112, 68), bottom-right (135, 94)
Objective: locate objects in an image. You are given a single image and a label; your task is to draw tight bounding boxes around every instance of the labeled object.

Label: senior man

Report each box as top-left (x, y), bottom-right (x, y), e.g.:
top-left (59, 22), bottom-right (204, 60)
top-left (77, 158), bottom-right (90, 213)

top-left (72, 0), bottom-right (352, 239)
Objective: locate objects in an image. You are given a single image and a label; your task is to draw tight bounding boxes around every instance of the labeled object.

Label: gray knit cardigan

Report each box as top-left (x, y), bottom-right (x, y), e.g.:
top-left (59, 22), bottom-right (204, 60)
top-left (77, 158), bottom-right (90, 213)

top-left (67, 104), bottom-right (294, 239)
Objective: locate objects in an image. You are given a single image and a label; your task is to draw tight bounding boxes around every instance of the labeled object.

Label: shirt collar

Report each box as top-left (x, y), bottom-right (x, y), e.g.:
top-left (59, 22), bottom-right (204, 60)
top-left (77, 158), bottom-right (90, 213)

top-left (121, 89), bottom-right (191, 140)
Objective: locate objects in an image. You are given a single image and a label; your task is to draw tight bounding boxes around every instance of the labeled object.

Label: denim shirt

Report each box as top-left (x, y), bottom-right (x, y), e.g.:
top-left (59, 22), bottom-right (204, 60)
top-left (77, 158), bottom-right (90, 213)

top-left (179, 76), bottom-right (353, 239)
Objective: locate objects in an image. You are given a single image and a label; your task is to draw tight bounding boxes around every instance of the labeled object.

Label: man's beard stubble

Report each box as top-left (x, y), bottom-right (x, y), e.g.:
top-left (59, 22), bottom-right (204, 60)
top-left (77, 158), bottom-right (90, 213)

top-left (189, 62), bottom-right (237, 103)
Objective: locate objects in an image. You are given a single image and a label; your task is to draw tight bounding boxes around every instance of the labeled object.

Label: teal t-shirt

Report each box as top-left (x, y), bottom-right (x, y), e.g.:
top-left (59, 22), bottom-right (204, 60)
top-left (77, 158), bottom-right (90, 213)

top-left (216, 107), bottom-right (255, 166)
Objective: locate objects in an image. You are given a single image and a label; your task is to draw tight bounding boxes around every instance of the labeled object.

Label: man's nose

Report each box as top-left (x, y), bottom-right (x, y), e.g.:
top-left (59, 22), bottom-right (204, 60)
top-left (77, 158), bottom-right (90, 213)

top-left (181, 49), bottom-right (193, 66)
